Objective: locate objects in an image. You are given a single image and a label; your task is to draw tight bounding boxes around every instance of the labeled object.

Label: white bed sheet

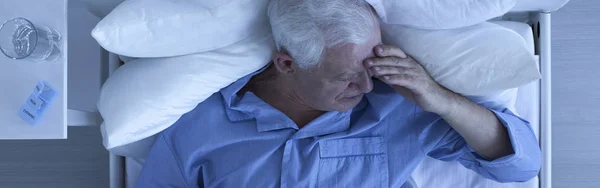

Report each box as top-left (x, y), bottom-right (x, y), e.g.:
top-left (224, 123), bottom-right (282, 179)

top-left (124, 21), bottom-right (541, 188)
top-left (126, 157), bottom-right (144, 188)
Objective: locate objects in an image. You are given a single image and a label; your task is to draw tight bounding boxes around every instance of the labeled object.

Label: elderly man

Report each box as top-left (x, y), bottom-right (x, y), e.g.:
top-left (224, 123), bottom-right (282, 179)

top-left (136, 0), bottom-right (541, 187)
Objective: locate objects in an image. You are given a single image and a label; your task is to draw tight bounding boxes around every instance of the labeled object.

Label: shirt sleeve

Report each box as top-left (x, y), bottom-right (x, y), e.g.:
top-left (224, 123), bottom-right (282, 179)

top-left (426, 108), bottom-right (542, 183)
top-left (136, 133), bottom-right (197, 188)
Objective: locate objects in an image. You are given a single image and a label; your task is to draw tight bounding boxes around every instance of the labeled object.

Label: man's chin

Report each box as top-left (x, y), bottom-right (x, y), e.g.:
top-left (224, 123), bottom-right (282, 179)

top-left (333, 95), bottom-right (363, 112)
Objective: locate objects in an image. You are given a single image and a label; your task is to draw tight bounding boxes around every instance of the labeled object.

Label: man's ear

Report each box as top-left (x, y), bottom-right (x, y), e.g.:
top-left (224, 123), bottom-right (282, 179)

top-left (273, 52), bottom-right (296, 75)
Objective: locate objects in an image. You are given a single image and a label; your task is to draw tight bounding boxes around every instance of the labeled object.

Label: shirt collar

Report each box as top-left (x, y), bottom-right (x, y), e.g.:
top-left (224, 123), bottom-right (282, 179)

top-left (242, 92), bottom-right (299, 132)
top-left (220, 64), bottom-right (369, 134)
top-left (220, 64), bottom-right (270, 122)
top-left (291, 109), bottom-right (352, 139)
top-left (220, 64), bottom-right (270, 109)
top-left (292, 99), bottom-right (367, 139)
top-left (220, 64), bottom-right (300, 132)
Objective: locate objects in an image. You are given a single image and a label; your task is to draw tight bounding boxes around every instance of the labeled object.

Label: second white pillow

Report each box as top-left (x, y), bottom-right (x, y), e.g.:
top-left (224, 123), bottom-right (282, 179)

top-left (366, 0), bottom-right (516, 29)
top-left (98, 31), bottom-right (276, 158)
top-left (381, 22), bottom-right (540, 96)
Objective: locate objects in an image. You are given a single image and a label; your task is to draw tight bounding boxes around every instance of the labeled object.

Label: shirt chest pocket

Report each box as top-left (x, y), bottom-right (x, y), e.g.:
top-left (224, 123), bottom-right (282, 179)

top-left (318, 137), bottom-right (389, 188)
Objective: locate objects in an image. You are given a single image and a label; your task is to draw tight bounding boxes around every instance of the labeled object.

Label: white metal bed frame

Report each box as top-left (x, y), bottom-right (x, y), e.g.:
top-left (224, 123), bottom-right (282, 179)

top-left (539, 12), bottom-right (552, 188)
top-left (88, 11), bottom-right (553, 188)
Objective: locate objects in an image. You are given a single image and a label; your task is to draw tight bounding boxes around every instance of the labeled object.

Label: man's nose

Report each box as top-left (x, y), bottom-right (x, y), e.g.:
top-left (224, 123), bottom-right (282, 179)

top-left (358, 72), bottom-right (373, 93)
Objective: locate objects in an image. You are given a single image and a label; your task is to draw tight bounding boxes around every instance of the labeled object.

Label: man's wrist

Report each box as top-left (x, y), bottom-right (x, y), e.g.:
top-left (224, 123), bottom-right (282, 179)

top-left (436, 89), bottom-right (461, 118)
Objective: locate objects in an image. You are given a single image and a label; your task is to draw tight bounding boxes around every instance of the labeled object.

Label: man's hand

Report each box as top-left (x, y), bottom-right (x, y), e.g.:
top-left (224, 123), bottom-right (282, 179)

top-left (365, 44), bottom-right (457, 116)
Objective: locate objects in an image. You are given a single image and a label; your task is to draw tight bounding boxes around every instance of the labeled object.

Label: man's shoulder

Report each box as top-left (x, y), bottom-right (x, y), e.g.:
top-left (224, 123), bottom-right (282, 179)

top-left (189, 92), bottom-right (229, 118)
top-left (159, 92), bottom-right (235, 153)
top-left (164, 93), bottom-right (230, 135)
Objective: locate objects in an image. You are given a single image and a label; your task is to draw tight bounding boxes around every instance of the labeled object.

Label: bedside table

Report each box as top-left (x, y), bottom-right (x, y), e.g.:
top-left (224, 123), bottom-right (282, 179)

top-left (0, 0), bottom-right (68, 139)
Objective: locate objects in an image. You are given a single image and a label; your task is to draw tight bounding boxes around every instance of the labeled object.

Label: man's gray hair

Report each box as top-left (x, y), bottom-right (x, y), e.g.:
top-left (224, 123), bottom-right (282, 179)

top-left (267, 0), bottom-right (378, 69)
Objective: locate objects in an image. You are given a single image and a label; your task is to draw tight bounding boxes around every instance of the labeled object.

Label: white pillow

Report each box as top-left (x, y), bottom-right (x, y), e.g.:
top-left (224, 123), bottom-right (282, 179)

top-left (366, 0), bottom-right (516, 30)
top-left (489, 21), bottom-right (535, 54)
top-left (381, 22), bottom-right (540, 96)
top-left (512, 0), bottom-right (570, 12)
top-left (91, 0), bottom-right (270, 57)
top-left (98, 31), bottom-right (275, 157)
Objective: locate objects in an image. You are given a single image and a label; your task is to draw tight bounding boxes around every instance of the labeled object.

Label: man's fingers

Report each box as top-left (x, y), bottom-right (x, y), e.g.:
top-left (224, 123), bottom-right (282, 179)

top-left (365, 56), bottom-right (412, 68)
top-left (370, 66), bottom-right (413, 77)
top-left (375, 44), bottom-right (408, 58)
top-left (378, 74), bottom-right (417, 91)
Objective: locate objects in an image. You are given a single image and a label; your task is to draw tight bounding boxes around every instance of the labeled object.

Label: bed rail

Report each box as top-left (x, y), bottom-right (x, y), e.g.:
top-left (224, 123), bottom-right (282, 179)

top-left (535, 12), bottom-right (552, 188)
top-left (101, 50), bottom-right (126, 188)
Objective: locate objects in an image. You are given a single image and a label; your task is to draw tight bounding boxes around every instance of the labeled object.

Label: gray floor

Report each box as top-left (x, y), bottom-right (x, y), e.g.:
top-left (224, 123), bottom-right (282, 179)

top-left (0, 0), bottom-right (598, 188)
top-left (552, 0), bottom-right (600, 187)
top-left (0, 127), bottom-right (109, 188)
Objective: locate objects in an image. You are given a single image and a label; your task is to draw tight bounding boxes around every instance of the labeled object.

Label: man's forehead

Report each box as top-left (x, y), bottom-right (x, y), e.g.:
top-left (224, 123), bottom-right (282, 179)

top-left (319, 23), bottom-right (382, 73)
top-left (323, 44), bottom-right (362, 70)
top-left (324, 41), bottom-right (380, 72)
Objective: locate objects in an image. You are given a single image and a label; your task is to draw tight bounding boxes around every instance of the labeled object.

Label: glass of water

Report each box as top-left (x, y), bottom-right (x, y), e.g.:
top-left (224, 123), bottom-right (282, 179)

top-left (0, 17), bottom-right (61, 62)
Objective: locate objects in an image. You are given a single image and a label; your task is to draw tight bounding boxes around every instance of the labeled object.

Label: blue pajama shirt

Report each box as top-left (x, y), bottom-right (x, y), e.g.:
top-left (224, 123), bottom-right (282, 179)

top-left (137, 68), bottom-right (541, 188)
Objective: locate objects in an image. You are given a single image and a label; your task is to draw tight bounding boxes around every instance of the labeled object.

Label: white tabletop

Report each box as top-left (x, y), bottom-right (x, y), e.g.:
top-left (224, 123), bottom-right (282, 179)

top-left (0, 0), bottom-right (67, 139)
